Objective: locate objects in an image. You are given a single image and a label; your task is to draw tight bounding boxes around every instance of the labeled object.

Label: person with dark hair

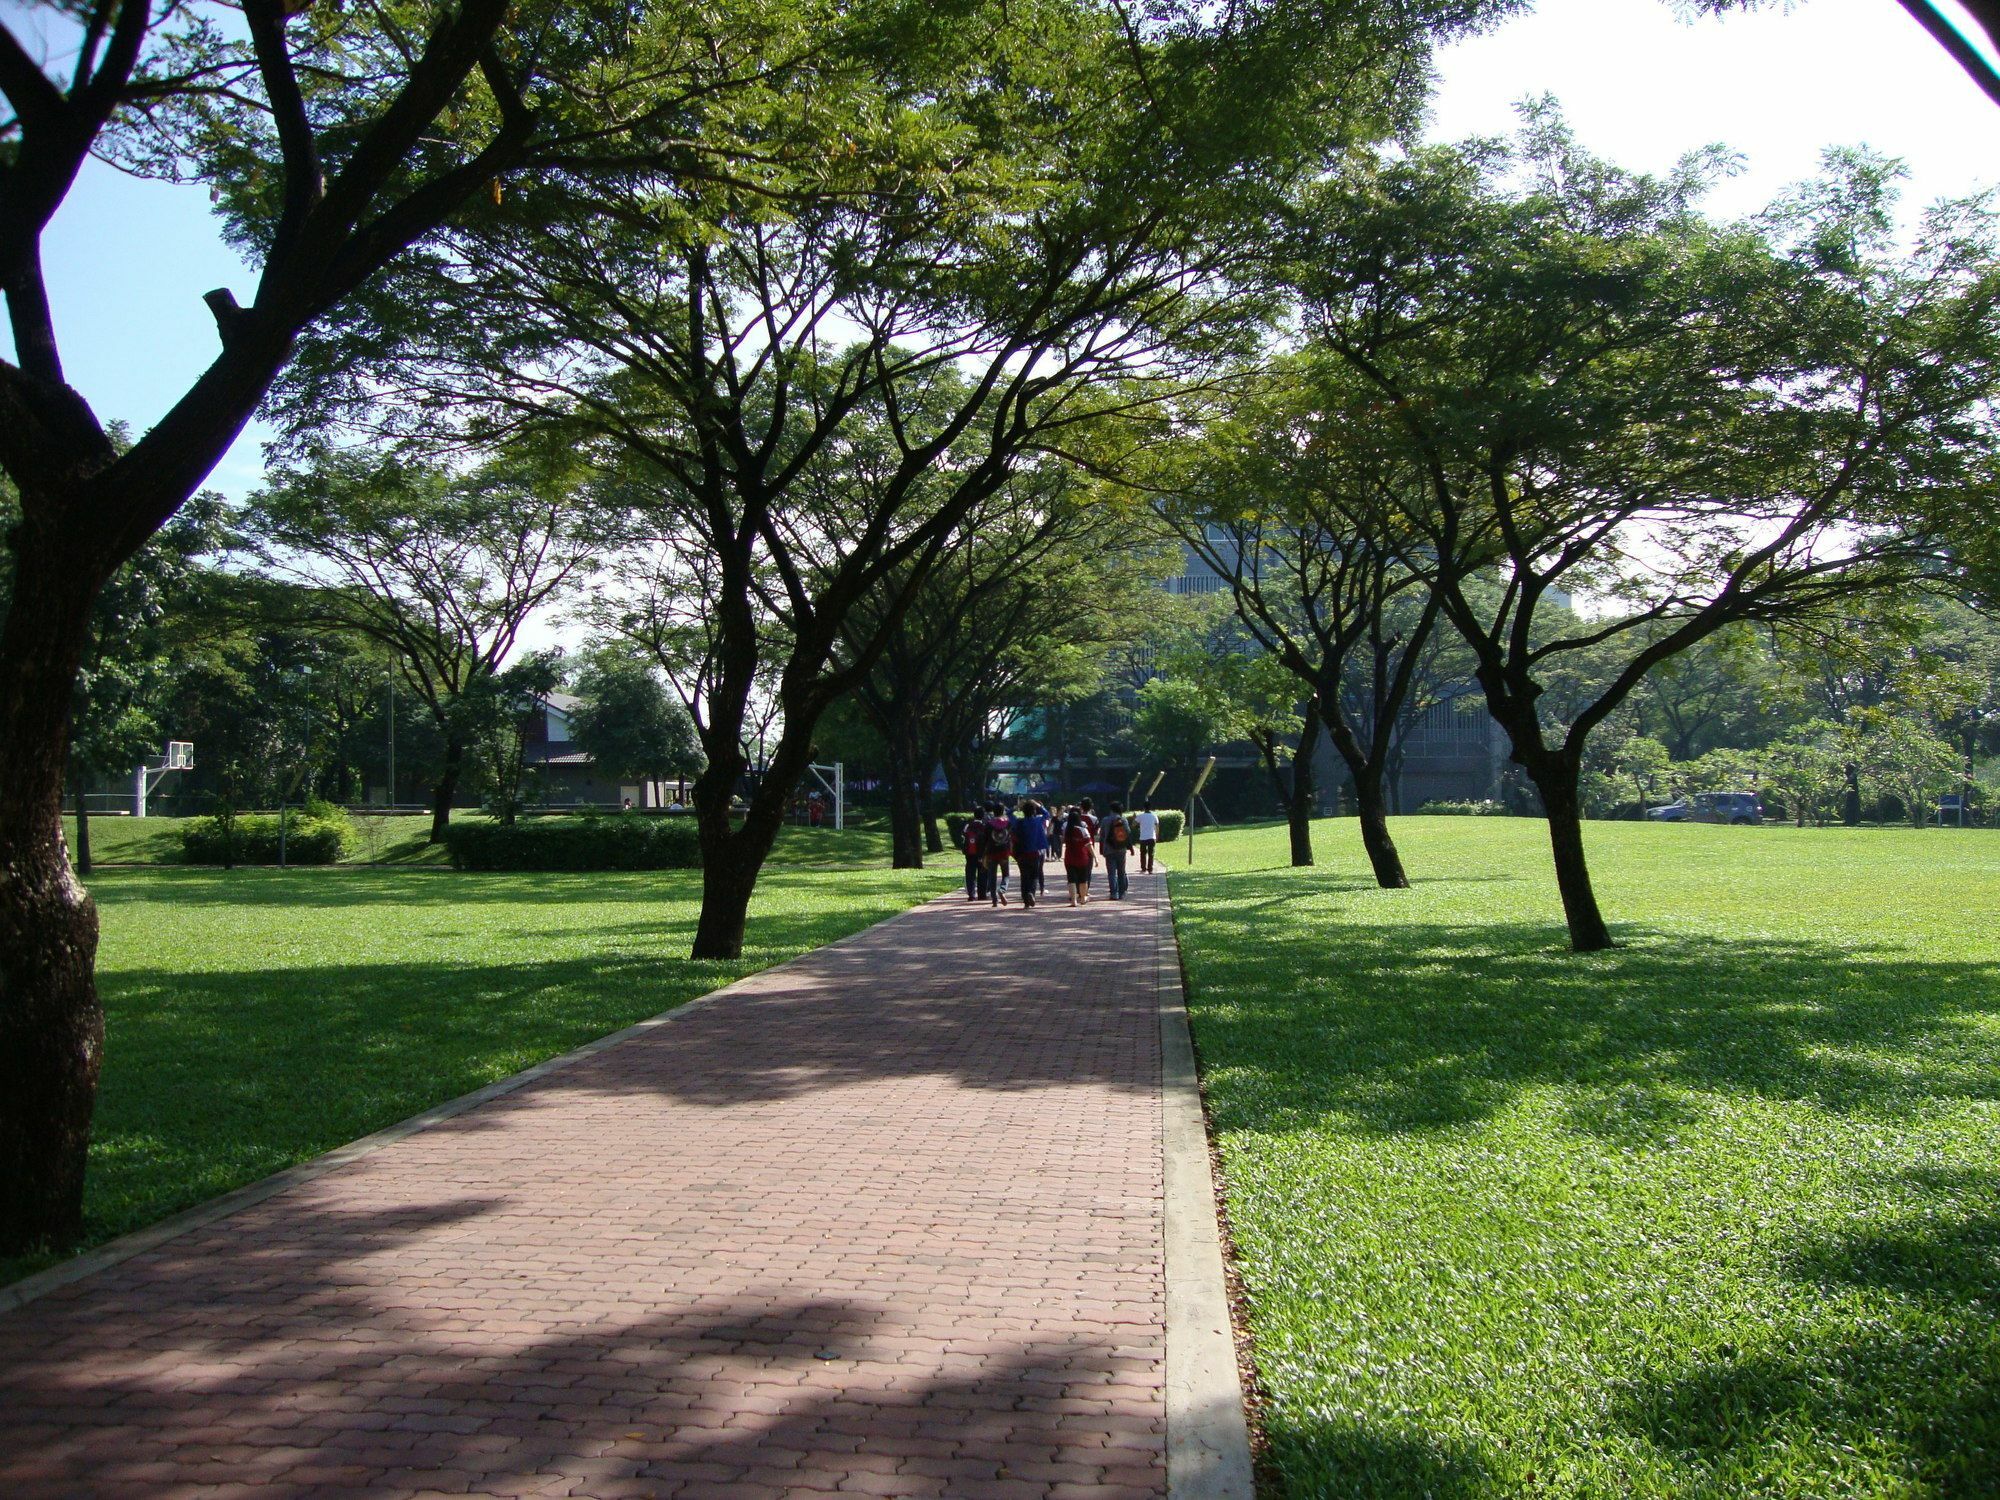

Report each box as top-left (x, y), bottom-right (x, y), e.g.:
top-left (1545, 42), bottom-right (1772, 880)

top-left (1012, 799), bottom-right (1049, 910)
top-left (1061, 809), bottom-right (1096, 905)
top-left (1099, 799), bottom-right (1132, 900)
top-left (1136, 801), bottom-right (1160, 873)
top-left (962, 813), bottom-right (987, 901)
top-left (983, 801), bottom-right (1014, 906)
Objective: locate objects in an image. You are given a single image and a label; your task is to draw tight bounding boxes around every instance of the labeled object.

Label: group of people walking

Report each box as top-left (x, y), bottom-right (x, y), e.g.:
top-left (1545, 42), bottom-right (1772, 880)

top-left (960, 798), bottom-right (1162, 909)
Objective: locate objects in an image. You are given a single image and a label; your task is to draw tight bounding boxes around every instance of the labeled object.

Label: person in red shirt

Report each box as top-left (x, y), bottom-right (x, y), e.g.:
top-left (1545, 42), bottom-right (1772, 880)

top-left (1061, 810), bottom-right (1096, 905)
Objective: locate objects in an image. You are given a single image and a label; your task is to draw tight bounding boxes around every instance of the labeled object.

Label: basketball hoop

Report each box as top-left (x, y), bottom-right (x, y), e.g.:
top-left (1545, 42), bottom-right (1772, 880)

top-left (135, 740), bottom-right (196, 816)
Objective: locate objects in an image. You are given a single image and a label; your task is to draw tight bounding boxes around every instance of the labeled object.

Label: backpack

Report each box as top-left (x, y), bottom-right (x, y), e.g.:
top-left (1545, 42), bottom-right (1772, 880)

top-left (986, 819), bottom-right (1013, 856)
top-left (963, 820), bottom-right (987, 857)
top-left (1064, 824), bottom-right (1094, 864)
top-left (1106, 817), bottom-right (1130, 849)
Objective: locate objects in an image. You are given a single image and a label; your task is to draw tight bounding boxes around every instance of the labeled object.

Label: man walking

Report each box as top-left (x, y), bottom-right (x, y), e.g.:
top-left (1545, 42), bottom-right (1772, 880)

top-left (1012, 800), bottom-right (1049, 909)
top-left (963, 814), bottom-right (987, 901)
top-left (1100, 801), bottom-right (1132, 900)
top-left (1136, 802), bottom-right (1160, 873)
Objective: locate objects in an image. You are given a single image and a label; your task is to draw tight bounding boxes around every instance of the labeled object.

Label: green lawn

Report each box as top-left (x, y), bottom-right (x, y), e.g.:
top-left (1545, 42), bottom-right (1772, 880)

top-left (5, 857), bottom-right (949, 1286)
top-left (66, 812), bottom-right (892, 867)
top-left (1171, 817), bottom-right (2000, 1499)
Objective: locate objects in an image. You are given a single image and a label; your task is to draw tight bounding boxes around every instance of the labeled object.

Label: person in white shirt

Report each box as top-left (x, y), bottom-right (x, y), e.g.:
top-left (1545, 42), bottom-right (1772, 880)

top-left (1135, 803), bottom-right (1160, 872)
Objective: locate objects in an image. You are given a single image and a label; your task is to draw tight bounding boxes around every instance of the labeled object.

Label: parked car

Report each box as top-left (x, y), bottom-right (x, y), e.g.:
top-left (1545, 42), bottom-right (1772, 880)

top-left (1645, 791), bottom-right (1763, 825)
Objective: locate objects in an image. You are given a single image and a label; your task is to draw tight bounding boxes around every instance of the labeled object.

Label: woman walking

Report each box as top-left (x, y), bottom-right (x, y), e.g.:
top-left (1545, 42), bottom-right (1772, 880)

top-left (1061, 809), bottom-right (1096, 906)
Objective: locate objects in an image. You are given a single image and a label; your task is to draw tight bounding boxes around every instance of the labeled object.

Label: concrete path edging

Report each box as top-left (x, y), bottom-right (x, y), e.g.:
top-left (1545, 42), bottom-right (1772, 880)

top-left (1156, 883), bottom-right (1257, 1499)
top-left (0, 900), bottom-right (919, 1319)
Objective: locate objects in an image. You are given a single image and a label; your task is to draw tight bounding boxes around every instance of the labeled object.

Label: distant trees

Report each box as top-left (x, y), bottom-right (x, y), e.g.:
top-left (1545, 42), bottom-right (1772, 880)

top-left (569, 653), bottom-right (704, 801)
top-left (1161, 360), bottom-right (1452, 885)
top-left (241, 453), bottom-right (602, 841)
top-left (1293, 120), bottom-right (2000, 949)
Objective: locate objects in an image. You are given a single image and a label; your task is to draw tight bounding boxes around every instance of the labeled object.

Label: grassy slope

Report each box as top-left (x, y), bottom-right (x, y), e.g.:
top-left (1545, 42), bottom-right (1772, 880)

top-left (6, 858), bottom-right (949, 1286)
top-left (1171, 817), bottom-right (2000, 1499)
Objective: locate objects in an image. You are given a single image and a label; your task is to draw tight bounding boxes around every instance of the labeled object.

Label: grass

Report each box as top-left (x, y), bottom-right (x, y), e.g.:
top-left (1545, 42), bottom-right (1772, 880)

top-left (5, 856), bottom-right (950, 1287)
top-left (1170, 816), bottom-right (2000, 1499)
top-left (65, 812), bottom-right (894, 868)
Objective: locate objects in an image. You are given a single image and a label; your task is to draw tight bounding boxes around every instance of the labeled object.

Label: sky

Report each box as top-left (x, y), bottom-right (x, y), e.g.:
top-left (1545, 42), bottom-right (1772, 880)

top-left (8, 0), bottom-right (2000, 507)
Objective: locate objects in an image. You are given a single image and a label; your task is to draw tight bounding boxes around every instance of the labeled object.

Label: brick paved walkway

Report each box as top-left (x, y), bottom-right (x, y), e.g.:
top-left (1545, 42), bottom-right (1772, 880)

top-left (0, 865), bottom-right (1179, 1498)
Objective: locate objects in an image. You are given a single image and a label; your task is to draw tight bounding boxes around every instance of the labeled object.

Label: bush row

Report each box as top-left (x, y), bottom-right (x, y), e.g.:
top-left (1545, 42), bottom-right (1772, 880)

top-left (1417, 799), bottom-right (1508, 817)
top-left (180, 810), bottom-right (355, 864)
top-left (443, 815), bottom-right (702, 871)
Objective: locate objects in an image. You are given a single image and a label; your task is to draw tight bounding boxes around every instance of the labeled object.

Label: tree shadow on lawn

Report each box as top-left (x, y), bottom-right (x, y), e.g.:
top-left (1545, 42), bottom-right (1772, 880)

top-left (1175, 872), bottom-right (2000, 1139)
top-left (1615, 1167), bottom-right (2000, 1495)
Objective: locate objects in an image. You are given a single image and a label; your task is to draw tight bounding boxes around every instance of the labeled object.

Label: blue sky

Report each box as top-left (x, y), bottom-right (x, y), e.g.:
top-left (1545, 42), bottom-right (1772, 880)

top-left (9, 0), bottom-right (2000, 509)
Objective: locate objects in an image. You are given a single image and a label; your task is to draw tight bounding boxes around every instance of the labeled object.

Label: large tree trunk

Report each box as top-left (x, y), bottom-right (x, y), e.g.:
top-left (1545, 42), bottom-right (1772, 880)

top-left (688, 732), bottom-right (803, 960)
top-left (885, 728), bottom-right (924, 869)
top-left (1322, 712), bottom-right (1407, 889)
top-left (1288, 703), bottom-right (1321, 869)
top-left (1527, 759), bottom-right (1613, 952)
top-left (428, 738), bottom-right (464, 843)
top-left (0, 543), bottom-right (104, 1253)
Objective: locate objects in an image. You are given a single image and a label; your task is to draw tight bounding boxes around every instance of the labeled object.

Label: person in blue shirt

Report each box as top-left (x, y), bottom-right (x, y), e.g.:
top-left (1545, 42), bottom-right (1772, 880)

top-left (1011, 799), bottom-right (1050, 910)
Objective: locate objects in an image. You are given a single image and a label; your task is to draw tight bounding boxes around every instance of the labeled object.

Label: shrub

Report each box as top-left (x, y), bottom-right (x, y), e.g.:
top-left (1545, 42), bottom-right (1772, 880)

top-left (1418, 798), bottom-right (1506, 817)
top-left (180, 811), bottom-right (354, 864)
top-left (444, 813), bottom-right (702, 871)
top-left (1151, 809), bottom-right (1184, 842)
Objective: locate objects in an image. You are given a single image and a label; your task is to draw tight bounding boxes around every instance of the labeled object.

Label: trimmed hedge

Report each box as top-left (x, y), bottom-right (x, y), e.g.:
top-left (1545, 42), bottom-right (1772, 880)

top-left (444, 814), bottom-right (702, 871)
top-left (181, 812), bottom-right (354, 865)
top-left (1418, 799), bottom-right (1507, 816)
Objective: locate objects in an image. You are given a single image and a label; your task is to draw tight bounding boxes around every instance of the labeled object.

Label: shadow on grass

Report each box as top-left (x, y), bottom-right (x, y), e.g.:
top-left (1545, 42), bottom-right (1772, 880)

top-left (1175, 871), bottom-right (2000, 1139)
top-left (1617, 1167), bottom-right (2000, 1494)
top-left (1177, 867), bottom-right (2000, 1496)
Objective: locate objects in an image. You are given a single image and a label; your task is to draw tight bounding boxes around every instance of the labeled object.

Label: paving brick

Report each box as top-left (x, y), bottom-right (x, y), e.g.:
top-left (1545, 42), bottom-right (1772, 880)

top-left (0, 873), bottom-right (1175, 1497)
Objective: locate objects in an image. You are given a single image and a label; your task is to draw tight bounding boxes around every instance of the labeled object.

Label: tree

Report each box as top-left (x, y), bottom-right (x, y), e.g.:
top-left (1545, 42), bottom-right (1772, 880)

top-left (1296, 120), bottom-right (2000, 950)
top-left (569, 651), bottom-right (704, 798)
top-left (1160, 358), bottom-right (1452, 885)
top-left (1755, 725), bottom-right (1847, 826)
top-left (1615, 735), bottom-right (1672, 815)
top-left (1632, 624), bottom-right (1795, 761)
top-left (0, 0), bottom-right (596, 1251)
top-left (241, 451), bottom-right (602, 841)
top-left (462, 649), bottom-right (564, 825)
top-left (301, 0), bottom-right (1509, 959)
top-left (843, 471), bottom-right (1158, 866)
top-left (1175, 644), bottom-right (1316, 864)
top-left (1853, 710), bottom-right (1965, 826)
top-left (1133, 676), bottom-right (1229, 787)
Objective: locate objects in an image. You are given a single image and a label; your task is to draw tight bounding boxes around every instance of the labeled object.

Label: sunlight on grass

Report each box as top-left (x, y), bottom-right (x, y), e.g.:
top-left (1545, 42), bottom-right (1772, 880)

top-left (1172, 817), bottom-right (2000, 1499)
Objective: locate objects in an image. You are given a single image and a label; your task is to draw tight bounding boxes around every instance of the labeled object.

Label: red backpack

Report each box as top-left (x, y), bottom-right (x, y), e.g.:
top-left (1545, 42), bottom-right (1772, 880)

top-left (1106, 817), bottom-right (1130, 849)
top-left (963, 820), bottom-right (987, 857)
